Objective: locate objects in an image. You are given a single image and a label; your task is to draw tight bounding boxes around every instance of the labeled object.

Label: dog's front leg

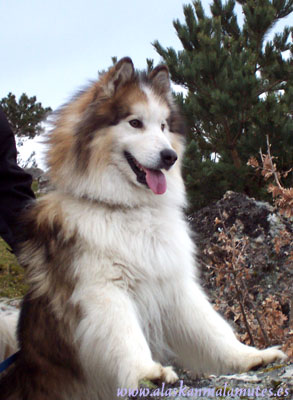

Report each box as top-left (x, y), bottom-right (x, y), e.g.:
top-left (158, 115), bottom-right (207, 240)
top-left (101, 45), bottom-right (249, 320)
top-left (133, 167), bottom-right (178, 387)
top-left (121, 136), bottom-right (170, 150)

top-left (74, 284), bottom-right (178, 398)
top-left (165, 279), bottom-right (286, 376)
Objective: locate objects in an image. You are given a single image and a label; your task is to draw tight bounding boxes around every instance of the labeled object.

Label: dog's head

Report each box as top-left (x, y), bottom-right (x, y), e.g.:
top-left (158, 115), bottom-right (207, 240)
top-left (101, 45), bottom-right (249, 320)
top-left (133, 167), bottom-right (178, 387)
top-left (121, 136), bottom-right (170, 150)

top-left (48, 58), bottom-right (186, 207)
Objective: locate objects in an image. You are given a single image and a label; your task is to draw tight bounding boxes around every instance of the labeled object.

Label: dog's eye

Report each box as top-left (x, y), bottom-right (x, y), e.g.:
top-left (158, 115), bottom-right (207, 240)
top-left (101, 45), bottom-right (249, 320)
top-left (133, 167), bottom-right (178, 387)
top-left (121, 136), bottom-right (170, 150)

top-left (161, 123), bottom-right (166, 132)
top-left (129, 119), bottom-right (143, 129)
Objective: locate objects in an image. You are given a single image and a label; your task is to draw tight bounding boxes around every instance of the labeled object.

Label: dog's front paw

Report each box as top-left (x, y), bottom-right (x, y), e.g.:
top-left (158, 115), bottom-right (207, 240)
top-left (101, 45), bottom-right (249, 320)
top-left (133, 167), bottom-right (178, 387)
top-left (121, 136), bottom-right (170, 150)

top-left (241, 347), bottom-right (287, 372)
top-left (144, 363), bottom-right (179, 384)
top-left (159, 365), bottom-right (179, 384)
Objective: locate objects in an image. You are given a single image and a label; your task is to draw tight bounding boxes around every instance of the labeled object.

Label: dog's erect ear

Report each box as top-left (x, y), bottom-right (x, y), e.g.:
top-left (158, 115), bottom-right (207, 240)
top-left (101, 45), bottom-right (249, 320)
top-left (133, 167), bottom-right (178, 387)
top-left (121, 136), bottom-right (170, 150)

top-left (104, 57), bottom-right (134, 95)
top-left (149, 65), bottom-right (170, 94)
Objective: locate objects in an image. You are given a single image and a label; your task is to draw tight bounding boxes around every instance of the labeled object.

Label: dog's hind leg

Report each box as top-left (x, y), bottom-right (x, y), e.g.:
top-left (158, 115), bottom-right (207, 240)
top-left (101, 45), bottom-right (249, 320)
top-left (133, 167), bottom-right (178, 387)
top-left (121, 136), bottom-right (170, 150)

top-left (0, 301), bottom-right (18, 362)
top-left (165, 279), bottom-right (287, 376)
top-left (74, 284), bottom-right (178, 399)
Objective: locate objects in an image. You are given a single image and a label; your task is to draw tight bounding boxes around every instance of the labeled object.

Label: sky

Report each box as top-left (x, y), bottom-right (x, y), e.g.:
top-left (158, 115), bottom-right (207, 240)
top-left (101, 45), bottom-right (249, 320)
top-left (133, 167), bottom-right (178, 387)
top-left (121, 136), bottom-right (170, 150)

top-left (1, 1), bottom-right (291, 111)
top-left (1, 0), bottom-right (190, 110)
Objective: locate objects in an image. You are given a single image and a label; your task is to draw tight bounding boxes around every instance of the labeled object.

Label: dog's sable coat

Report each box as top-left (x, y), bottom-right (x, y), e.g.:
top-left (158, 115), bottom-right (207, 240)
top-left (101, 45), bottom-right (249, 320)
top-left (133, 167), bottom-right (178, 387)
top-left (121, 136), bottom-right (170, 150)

top-left (0, 58), bottom-right (286, 399)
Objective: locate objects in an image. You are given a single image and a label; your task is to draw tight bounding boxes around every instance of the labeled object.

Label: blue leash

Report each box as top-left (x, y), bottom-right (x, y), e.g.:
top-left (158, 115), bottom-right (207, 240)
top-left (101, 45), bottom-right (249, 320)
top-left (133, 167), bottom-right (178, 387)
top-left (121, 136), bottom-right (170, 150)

top-left (0, 351), bottom-right (19, 373)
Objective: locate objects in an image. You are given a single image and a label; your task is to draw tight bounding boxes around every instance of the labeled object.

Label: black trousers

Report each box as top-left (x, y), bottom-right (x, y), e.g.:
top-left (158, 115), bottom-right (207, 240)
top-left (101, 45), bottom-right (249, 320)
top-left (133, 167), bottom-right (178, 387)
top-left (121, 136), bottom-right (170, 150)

top-left (0, 108), bottom-right (35, 251)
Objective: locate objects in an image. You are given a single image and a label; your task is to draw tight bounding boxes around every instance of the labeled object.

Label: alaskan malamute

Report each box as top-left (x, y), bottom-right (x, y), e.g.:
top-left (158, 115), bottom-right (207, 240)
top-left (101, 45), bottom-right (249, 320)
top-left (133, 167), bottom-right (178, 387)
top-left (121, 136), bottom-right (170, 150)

top-left (0, 58), bottom-right (286, 399)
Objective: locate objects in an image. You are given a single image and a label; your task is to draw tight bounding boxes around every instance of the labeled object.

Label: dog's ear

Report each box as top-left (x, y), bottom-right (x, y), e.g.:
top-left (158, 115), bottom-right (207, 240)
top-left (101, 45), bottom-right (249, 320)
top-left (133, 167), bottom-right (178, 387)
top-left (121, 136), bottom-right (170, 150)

top-left (149, 65), bottom-right (170, 94)
top-left (104, 57), bottom-right (134, 95)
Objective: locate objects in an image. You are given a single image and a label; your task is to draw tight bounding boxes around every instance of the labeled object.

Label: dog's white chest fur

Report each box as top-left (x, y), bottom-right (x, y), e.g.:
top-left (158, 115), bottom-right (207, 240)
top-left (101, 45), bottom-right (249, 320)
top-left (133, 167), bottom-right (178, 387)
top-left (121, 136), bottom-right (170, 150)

top-left (71, 200), bottom-right (195, 295)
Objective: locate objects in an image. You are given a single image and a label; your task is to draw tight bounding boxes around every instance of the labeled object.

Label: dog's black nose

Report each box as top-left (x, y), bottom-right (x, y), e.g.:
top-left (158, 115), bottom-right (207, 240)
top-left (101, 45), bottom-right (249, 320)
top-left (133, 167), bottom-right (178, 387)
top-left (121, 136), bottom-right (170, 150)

top-left (160, 149), bottom-right (178, 169)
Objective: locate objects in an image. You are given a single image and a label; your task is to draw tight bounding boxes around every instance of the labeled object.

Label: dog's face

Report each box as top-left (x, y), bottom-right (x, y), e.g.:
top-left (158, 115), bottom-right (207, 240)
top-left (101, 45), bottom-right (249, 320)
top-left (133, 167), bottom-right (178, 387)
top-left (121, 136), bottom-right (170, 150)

top-left (48, 58), bottom-right (185, 206)
top-left (110, 69), bottom-right (181, 196)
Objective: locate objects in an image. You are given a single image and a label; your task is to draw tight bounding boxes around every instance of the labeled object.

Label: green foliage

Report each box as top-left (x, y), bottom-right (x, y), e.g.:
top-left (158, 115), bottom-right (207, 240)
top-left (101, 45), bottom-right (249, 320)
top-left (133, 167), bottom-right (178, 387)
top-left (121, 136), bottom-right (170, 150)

top-left (146, 58), bottom-right (154, 72)
top-left (154, 0), bottom-right (293, 211)
top-left (0, 238), bottom-right (27, 298)
top-left (0, 180), bottom-right (39, 298)
top-left (0, 92), bottom-right (52, 138)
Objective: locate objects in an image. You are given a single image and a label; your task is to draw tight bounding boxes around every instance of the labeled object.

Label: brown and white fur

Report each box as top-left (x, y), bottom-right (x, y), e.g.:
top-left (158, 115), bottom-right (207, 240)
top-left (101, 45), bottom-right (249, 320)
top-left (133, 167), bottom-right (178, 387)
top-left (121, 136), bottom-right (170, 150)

top-left (0, 58), bottom-right (286, 400)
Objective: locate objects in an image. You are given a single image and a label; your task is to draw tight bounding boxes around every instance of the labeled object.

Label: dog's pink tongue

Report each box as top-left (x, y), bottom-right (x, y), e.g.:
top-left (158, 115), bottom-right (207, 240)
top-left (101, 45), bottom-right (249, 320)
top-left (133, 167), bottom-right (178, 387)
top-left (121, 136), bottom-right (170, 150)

top-left (145, 169), bottom-right (166, 195)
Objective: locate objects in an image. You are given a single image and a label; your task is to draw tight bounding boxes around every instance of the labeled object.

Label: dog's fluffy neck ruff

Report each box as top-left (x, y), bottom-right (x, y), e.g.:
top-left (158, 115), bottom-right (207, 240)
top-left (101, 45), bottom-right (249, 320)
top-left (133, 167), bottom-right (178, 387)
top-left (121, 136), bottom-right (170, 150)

top-left (53, 170), bottom-right (187, 212)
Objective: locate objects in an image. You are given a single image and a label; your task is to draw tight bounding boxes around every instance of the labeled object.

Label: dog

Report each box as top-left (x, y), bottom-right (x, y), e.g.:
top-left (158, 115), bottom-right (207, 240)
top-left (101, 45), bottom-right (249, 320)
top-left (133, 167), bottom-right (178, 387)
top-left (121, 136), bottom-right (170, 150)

top-left (0, 58), bottom-right (286, 399)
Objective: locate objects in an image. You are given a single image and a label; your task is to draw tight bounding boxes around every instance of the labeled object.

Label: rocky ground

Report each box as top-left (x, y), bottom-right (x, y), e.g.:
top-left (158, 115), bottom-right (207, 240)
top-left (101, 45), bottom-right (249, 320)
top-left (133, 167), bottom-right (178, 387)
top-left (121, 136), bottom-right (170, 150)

top-left (130, 363), bottom-right (292, 399)
top-left (190, 191), bottom-right (292, 354)
top-left (190, 191), bottom-right (292, 304)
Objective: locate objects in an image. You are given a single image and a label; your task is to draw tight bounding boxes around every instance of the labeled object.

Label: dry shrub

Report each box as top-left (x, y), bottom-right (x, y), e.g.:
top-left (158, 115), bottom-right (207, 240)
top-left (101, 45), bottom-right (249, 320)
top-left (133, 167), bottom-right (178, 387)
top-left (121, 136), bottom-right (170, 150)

top-left (247, 136), bottom-right (293, 219)
top-left (211, 214), bottom-right (293, 358)
top-left (207, 137), bottom-right (293, 359)
top-left (241, 136), bottom-right (293, 357)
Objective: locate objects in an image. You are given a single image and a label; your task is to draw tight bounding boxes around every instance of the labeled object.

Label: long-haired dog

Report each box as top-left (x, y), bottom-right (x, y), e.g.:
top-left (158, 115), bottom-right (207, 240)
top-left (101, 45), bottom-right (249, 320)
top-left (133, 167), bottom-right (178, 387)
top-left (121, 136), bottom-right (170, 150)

top-left (0, 58), bottom-right (286, 399)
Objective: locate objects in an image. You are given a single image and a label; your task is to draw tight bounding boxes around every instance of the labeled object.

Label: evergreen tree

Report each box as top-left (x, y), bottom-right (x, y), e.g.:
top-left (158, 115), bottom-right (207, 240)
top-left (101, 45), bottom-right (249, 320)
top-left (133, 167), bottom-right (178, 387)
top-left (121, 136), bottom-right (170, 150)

top-left (153, 0), bottom-right (293, 210)
top-left (0, 92), bottom-right (52, 138)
